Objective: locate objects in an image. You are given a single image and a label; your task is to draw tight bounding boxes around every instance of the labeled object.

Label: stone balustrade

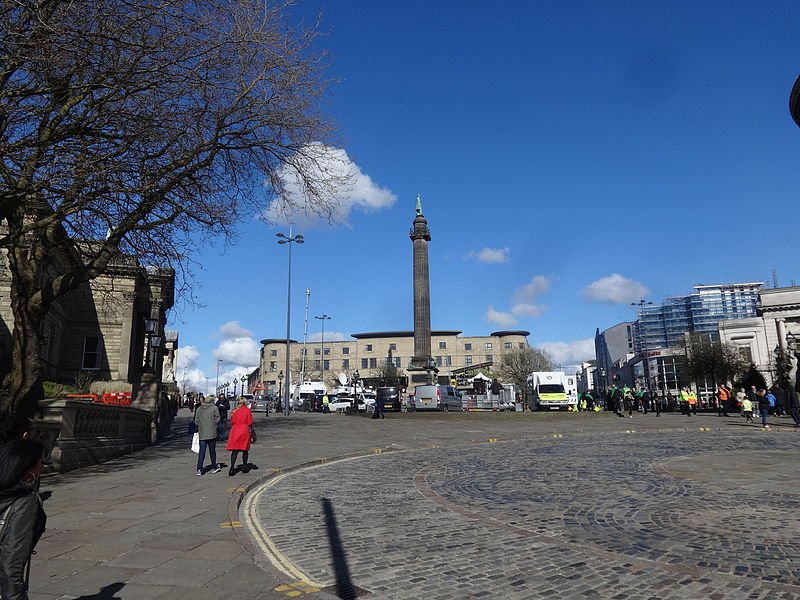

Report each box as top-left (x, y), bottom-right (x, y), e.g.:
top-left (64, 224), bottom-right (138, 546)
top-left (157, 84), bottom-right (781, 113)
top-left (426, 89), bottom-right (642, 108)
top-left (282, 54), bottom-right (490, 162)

top-left (35, 399), bottom-right (152, 473)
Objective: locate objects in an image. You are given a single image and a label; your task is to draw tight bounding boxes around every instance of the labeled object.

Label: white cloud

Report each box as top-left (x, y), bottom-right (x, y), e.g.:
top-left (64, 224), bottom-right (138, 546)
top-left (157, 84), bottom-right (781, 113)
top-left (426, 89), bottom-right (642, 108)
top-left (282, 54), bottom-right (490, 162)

top-left (219, 321), bottom-right (252, 339)
top-left (581, 274), bottom-right (650, 305)
top-left (513, 275), bottom-right (551, 303)
top-left (511, 303), bottom-right (548, 318)
top-left (176, 345), bottom-right (200, 370)
top-left (263, 143), bottom-right (396, 228)
top-left (464, 247), bottom-right (510, 264)
top-left (214, 337), bottom-right (261, 367)
top-left (538, 338), bottom-right (595, 369)
top-left (307, 331), bottom-right (350, 342)
top-left (485, 306), bottom-right (518, 327)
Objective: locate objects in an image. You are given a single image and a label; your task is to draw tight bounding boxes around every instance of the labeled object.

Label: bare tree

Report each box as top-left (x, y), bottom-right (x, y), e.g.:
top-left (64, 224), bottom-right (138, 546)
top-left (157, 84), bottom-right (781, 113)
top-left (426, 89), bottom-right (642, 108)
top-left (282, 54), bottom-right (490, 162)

top-left (0, 0), bottom-right (348, 415)
top-left (680, 333), bottom-right (748, 390)
top-left (498, 346), bottom-right (553, 396)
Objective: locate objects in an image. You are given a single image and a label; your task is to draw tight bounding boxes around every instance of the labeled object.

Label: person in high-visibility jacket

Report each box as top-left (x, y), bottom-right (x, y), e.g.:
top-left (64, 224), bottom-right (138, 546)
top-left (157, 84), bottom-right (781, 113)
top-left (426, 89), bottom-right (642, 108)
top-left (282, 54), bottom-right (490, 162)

top-left (716, 385), bottom-right (730, 417)
top-left (687, 388), bottom-right (698, 416)
top-left (679, 387), bottom-right (692, 417)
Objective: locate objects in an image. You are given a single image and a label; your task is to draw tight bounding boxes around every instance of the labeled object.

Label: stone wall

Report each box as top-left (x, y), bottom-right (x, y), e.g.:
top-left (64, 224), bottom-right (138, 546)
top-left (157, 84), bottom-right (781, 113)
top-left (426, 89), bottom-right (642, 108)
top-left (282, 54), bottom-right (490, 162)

top-left (34, 399), bottom-right (152, 473)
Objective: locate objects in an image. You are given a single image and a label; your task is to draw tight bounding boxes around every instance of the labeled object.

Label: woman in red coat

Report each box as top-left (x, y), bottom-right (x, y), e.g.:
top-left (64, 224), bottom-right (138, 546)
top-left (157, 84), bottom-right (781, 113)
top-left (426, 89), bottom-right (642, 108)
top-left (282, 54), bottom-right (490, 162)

top-left (226, 397), bottom-right (253, 475)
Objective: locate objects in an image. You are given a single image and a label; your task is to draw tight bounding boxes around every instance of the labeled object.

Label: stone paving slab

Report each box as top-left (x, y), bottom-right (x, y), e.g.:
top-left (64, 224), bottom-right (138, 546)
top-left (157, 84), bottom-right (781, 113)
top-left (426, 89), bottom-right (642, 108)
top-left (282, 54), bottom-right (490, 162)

top-left (30, 408), bottom-right (796, 599)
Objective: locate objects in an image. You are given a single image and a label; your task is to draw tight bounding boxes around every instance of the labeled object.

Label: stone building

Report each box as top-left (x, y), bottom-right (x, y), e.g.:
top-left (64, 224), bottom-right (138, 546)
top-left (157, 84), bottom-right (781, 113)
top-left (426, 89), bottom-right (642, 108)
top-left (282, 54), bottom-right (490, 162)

top-left (258, 330), bottom-right (531, 393)
top-left (719, 286), bottom-right (800, 387)
top-left (0, 250), bottom-right (175, 415)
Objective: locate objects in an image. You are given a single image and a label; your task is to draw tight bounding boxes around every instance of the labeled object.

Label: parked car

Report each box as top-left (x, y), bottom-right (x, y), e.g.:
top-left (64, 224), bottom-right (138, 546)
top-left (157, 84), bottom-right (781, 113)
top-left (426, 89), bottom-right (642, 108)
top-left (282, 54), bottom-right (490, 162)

top-left (375, 386), bottom-right (401, 412)
top-left (252, 394), bottom-right (273, 413)
top-left (412, 385), bottom-right (462, 411)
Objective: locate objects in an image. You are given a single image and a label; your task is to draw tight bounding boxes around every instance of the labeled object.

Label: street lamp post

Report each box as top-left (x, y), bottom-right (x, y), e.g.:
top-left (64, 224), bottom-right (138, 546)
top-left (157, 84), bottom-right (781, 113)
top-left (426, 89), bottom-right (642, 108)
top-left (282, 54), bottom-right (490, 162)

top-left (277, 228), bottom-right (304, 416)
top-left (278, 370), bottom-right (284, 411)
top-left (315, 314), bottom-right (331, 381)
top-left (215, 358), bottom-right (223, 395)
top-left (233, 377), bottom-right (238, 398)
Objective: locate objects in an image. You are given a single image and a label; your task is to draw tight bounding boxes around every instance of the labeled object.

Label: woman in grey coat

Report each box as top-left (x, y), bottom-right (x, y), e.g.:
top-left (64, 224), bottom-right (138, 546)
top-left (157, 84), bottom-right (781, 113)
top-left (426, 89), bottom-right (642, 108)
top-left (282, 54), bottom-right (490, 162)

top-left (195, 395), bottom-right (221, 475)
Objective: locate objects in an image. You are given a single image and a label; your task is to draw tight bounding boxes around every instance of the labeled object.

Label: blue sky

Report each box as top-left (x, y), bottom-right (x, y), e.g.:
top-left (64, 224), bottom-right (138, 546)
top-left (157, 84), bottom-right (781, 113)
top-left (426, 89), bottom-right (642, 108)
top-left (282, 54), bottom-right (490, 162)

top-left (174, 1), bottom-right (800, 392)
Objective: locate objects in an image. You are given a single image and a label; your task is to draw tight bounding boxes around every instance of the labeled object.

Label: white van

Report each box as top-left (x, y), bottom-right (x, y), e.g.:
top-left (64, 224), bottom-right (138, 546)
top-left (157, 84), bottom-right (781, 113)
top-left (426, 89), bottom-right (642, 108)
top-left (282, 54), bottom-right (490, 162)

top-left (412, 385), bottom-right (462, 411)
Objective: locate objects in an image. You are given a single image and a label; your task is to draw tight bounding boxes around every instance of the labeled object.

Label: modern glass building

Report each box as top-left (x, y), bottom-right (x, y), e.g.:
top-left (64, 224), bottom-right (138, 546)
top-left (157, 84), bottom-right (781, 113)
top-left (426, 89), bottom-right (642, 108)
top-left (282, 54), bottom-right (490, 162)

top-left (635, 282), bottom-right (763, 352)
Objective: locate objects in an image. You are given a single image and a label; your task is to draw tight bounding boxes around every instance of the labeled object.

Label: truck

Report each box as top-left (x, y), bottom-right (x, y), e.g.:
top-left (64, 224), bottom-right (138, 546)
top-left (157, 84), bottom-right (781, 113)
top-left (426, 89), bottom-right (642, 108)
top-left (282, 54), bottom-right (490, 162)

top-left (527, 372), bottom-right (577, 411)
top-left (290, 381), bottom-right (326, 412)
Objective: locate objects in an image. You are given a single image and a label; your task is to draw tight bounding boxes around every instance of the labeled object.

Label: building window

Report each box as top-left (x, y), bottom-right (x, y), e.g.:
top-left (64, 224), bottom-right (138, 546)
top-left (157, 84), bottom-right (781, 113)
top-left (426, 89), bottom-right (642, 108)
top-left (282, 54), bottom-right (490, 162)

top-left (504, 342), bottom-right (512, 350)
top-left (82, 336), bottom-right (102, 369)
top-left (485, 342), bottom-right (492, 350)
top-left (342, 347), bottom-right (350, 355)
top-left (315, 360), bottom-right (321, 370)
top-left (389, 343), bottom-right (397, 351)
top-left (465, 355), bottom-right (473, 366)
top-left (314, 348), bottom-right (320, 356)
top-left (394, 357), bottom-right (401, 368)
top-left (444, 356), bottom-right (452, 366)
top-left (464, 343), bottom-right (472, 351)
top-left (323, 360), bottom-right (330, 371)
top-left (518, 343), bottom-right (525, 349)
top-left (369, 358), bottom-right (377, 368)
top-left (270, 349), bottom-right (277, 357)
top-left (270, 361), bottom-right (277, 372)
top-left (439, 341), bottom-right (447, 349)
top-left (361, 358), bottom-right (368, 369)
top-left (365, 344), bottom-right (373, 351)
top-left (486, 354), bottom-right (493, 363)
top-left (435, 356), bottom-right (442, 366)
top-left (323, 348), bottom-right (330, 355)
top-left (342, 359), bottom-right (350, 369)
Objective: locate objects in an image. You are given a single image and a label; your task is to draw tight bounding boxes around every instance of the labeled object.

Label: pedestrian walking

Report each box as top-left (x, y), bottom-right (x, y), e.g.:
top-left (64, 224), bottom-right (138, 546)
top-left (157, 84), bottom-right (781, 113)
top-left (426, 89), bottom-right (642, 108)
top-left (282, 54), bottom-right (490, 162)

top-left (372, 393), bottom-right (385, 420)
top-left (741, 395), bottom-right (754, 423)
top-left (0, 438), bottom-right (47, 600)
top-left (789, 385), bottom-right (800, 427)
top-left (687, 388), bottom-right (698, 416)
top-left (607, 385), bottom-right (624, 417)
top-left (765, 389), bottom-right (777, 416)
top-left (194, 395), bottom-right (221, 475)
top-left (216, 395), bottom-right (230, 439)
top-left (623, 386), bottom-right (634, 418)
top-left (679, 387), bottom-right (691, 416)
top-left (756, 388), bottom-right (771, 428)
top-left (227, 397), bottom-right (253, 475)
top-left (771, 386), bottom-right (785, 417)
top-left (652, 389), bottom-right (661, 417)
top-left (736, 388), bottom-right (746, 416)
top-left (716, 385), bottom-right (730, 417)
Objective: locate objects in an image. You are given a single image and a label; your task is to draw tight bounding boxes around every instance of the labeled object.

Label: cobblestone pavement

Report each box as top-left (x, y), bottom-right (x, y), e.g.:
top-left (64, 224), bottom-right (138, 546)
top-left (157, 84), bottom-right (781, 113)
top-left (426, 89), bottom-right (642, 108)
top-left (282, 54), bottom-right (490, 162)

top-left (247, 428), bottom-right (800, 600)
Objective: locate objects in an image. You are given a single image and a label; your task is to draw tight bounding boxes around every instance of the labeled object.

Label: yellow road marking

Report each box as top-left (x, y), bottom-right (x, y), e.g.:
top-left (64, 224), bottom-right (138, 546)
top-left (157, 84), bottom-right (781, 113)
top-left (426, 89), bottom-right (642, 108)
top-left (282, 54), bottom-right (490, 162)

top-left (220, 521), bottom-right (242, 528)
top-left (551, 434), bottom-right (563, 438)
top-left (372, 448), bottom-right (382, 453)
top-left (487, 438), bottom-right (498, 443)
top-left (227, 487), bottom-right (246, 493)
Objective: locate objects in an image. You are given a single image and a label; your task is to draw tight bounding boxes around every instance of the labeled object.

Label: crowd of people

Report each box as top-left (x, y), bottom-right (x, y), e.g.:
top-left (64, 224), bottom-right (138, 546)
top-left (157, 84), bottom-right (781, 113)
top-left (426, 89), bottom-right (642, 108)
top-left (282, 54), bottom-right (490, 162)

top-left (583, 383), bottom-right (800, 429)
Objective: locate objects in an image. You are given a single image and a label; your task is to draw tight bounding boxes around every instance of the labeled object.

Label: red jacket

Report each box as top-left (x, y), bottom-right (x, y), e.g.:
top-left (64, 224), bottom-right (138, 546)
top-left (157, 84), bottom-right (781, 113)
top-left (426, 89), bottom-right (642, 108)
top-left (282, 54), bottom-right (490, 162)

top-left (226, 406), bottom-right (253, 451)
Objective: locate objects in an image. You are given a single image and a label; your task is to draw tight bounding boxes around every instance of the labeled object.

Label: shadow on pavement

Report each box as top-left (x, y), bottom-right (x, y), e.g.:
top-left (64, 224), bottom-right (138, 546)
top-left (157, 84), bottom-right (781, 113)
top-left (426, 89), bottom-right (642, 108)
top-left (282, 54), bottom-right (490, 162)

top-left (70, 582), bottom-right (125, 600)
top-left (321, 497), bottom-right (368, 600)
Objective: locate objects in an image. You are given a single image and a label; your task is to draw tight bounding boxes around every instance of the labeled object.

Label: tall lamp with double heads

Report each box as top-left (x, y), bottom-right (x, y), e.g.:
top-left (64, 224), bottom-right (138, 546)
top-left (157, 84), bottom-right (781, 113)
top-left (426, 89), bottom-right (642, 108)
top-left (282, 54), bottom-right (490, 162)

top-left (277, 229), bottom-right (304, 416)
top-left (143, 318), bottom-right (162, 371)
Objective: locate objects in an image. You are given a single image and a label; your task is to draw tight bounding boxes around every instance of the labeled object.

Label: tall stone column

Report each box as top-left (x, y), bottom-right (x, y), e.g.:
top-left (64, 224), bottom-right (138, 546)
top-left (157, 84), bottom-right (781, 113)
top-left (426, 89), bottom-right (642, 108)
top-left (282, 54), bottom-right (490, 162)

top-left (407, 195), bottom-right (438, 383)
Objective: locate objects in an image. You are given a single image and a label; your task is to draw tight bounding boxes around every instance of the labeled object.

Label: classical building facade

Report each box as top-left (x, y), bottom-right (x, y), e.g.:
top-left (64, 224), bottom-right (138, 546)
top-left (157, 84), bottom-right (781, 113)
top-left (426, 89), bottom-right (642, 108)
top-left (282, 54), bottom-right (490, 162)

top-left (258, 330), bottom-right (531, 392)
top-left (719, 286), bottom-right (800, 387)
top-left (0, 250), bottom-right (175, 411)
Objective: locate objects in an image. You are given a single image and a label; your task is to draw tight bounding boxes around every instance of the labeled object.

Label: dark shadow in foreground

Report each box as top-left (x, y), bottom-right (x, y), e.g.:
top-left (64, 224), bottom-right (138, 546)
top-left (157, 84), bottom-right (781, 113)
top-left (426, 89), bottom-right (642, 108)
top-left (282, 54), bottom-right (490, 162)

top-left (321, 497), bottom-right (369, 599)
top-left (71, 582), bottom-right (125, 600)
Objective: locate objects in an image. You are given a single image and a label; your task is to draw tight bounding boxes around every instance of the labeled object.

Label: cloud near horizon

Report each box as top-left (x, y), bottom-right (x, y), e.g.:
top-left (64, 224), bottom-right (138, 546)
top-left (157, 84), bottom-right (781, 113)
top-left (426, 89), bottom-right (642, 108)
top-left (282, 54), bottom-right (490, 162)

top-left (485, 306), bottom-right (517, 327)
top-left (538, 338), bottom-right (595, 369)
top-left (307, 331), bottom-right (350, 343)
top-left (581, 274), bottom-right (650, 305)
top-left (464, 247), bottom-right (510, 264)
top-left (263, 143), bottom-right (396, 229)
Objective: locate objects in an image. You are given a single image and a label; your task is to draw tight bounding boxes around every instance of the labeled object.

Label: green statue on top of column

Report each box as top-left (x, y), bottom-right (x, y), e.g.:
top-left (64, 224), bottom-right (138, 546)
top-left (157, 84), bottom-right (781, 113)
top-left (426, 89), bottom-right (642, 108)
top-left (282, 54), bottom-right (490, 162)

top-left (415, 193), bottom-right (423, 216)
